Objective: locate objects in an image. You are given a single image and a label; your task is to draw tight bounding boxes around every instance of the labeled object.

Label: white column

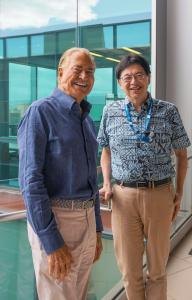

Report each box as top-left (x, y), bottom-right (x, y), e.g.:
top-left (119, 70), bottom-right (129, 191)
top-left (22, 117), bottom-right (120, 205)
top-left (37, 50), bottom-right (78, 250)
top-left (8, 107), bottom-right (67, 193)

top-left (152, 0), bottom-right (192, 213)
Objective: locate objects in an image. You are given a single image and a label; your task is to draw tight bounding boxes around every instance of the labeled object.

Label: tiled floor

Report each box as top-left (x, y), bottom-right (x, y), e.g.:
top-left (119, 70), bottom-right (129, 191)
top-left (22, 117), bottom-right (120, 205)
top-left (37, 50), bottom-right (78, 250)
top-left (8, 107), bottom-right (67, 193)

top-left (167, 230), bottom-right (192, 300)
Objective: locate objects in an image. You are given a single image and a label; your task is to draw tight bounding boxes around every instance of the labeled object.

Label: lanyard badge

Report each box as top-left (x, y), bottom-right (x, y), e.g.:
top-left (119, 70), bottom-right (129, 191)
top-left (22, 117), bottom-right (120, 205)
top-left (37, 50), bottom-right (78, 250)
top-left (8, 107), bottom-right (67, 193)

top-left (125, 99), bottom-right (153, 143)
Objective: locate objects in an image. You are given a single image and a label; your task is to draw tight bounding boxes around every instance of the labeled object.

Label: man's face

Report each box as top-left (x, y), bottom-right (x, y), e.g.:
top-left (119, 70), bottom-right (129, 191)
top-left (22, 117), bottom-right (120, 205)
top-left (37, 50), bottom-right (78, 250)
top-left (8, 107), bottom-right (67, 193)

top-left (58, 52), bottom-right (95, 103)
top-left (118, 63), bottom-right (150, 102)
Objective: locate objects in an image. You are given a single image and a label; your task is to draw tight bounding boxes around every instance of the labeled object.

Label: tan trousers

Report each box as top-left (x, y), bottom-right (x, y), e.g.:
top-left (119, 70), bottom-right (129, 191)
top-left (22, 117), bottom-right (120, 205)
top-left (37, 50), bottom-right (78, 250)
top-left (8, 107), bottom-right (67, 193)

top-left (112, 183), bottom-right (175, 300)
top-left (28, 207), bottom-right (96, 300)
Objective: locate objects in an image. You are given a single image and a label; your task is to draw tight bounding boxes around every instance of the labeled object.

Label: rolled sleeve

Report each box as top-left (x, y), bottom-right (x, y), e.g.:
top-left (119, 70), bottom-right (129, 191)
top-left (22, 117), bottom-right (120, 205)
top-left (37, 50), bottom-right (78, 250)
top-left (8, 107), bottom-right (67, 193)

top-left (17, 105), bottom-right (64, 254)
top-left (170, 105), bottom-right (191, 149)
top-left (97, 105), bottom-right (109, 148)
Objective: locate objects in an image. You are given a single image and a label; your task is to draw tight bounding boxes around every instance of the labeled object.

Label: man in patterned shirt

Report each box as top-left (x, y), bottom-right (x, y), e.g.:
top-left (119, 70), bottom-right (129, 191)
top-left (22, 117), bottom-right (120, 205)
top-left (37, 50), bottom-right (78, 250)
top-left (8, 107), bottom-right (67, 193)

top-left (97, 54), bottom-right (191, 300)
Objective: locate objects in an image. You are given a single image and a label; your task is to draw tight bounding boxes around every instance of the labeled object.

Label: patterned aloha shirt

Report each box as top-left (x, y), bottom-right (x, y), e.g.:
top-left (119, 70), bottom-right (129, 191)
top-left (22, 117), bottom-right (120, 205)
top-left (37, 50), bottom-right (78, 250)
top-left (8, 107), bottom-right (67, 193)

top-left (97, 96), bottom-right (191, 181)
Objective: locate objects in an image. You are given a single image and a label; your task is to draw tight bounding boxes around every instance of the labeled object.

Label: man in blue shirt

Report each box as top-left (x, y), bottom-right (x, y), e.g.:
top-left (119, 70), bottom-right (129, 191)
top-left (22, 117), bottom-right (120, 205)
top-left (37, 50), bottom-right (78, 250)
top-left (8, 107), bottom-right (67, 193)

top-left (18, 47), bottom-right (103, 300)
top-left (98, 54), bottom-right (191, 300)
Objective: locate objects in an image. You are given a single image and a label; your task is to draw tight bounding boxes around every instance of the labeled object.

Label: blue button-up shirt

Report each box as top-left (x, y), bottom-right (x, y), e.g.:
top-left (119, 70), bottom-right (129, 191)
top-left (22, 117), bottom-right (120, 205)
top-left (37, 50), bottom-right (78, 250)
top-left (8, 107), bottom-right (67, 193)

top-left (97, 97), bottom-right (191, 181)
top-left (18, 88), bottom-right (103, 254)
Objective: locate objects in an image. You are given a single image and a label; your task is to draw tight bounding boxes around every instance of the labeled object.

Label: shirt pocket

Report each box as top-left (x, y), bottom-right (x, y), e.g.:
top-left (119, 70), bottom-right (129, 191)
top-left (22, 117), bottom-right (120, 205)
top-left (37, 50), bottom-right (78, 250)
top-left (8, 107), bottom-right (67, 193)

top-left (46, 137), bottom-right (60, 154)
top-left (46, 136), bottom-right (72, 154)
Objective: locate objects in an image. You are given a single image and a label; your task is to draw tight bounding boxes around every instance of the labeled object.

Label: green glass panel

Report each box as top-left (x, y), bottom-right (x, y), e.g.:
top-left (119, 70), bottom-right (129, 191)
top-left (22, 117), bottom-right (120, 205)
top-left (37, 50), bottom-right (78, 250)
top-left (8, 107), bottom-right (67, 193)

top-left (6, 37), bottom-right (28, 58)
top-left (88, 236), bottom-right (121, 299)
top-left (44, 33), bottom-right (56, 55)
top-left (37, 67), bottom-right (56, 99)
top-left (0, 81), bottom-right (8, 101)
top-left (0, 124), bottom-right (9, 136)
top-left (58, 30), bottom-right (75, 54)
top-left (9, 63), bottom-right (32, 125)
top-left (117, 84), bottom-right (126, 99)
top-left (81, 25), bottom-right (105, 50)
top-left (0, 220), bottom-right (36, 300)
top-left (88, 68), bottom-right (113, 121)
top-left (31, 35), bottom-right (44, 56)
top-left (117, 21), bottom-right (150, 47)
top-left (0, 219), bottom-right (121, 300)
top-left (103, 26), bottom-right (113, 49)
top-left (0, 61), bottom-right (8, 80)
top-left (0, 39), bottom-right (3, 58)
top-left (0, 140), bottom-right (18, 181)
top-left (0, 101), bottom-right (8, 123)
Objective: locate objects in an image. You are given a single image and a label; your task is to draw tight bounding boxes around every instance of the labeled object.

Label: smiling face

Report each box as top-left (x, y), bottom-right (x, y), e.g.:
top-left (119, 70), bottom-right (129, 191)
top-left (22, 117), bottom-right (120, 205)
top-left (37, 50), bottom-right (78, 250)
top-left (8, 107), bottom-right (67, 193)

top-left (118, 63), bottom-right (150, 103)
top-left (58, 51), bottom-right (95, 103)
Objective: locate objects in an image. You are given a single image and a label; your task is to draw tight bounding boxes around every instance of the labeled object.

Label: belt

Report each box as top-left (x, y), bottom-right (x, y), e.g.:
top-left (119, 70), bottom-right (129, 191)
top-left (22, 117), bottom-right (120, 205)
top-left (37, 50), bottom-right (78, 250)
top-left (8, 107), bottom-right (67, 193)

top-left (115, 177), bottom-right (171, 188)
top-left (51, 198), bottom-right (95, 209)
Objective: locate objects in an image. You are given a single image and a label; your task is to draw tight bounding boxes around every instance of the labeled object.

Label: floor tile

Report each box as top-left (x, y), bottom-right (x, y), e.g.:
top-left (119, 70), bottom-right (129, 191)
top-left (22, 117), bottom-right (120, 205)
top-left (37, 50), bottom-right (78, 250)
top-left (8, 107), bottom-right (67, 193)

top-left (171, 231), bottom-right (192, 260)
top-left (167, 255), bottom-right (191, 276)
top-left (167, 266), bottom-right (192, 300)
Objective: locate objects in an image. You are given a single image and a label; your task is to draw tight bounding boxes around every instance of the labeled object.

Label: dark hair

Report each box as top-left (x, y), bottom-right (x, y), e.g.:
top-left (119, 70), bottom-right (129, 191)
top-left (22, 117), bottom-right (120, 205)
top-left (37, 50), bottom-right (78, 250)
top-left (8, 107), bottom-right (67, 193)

top-left (116, 54), bottom-right (151, 79)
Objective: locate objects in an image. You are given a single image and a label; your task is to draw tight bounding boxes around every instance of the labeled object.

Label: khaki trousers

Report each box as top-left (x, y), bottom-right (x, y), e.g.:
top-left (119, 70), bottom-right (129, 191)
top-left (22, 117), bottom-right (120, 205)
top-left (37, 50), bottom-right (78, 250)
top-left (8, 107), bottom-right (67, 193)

top-left (112, 183), bottom-right (175, 300)
top-left (28, 206), bottom-right (96, 300)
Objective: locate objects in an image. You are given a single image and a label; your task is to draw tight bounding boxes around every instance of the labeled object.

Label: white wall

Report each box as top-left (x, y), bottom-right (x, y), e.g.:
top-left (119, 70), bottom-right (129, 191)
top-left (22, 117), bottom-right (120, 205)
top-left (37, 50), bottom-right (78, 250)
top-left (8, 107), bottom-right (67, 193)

top-left (152, 0), bottom-right (192, 212)
top-left (166, 0), bottom-right (192, 212)
top-left (152, 0), bottom-right (192, 147)
top-left (166, 0), bottom-right (192, 141)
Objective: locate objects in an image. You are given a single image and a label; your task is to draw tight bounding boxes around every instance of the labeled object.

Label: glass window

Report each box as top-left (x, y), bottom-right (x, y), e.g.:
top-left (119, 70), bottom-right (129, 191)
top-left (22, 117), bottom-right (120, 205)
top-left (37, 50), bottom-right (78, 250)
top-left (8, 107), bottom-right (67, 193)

top-left (0, 101), bottom-right (8, 123)
top-left (81, 25), bottom-right (105, 49)
top-left (117, 21), bottom-right (150, 48)
top-left (44, 33), bottom-right (56, 55)
top-left (0, 81), bottom-right (8, 101)
top-left (117, 84), bottom-right (126, 99)
top-left (9, 63), bottom-right (32, 127)
top-left (31, 34), bottom-right (56, 56)
top-left (103, 26), bottom-right (113, 49)
top-left (58, 30), bottom-right (75, 54)
top-left (31, 35), bottom-right (44, 56)
top-left (0, 39), bottom-right (4, 58)
top-left (88, 68), bottom-right (113, 121)
top-left (6, 37), bottom-right (28, 58)
top-left (37, 67), bottom-right (56, 99)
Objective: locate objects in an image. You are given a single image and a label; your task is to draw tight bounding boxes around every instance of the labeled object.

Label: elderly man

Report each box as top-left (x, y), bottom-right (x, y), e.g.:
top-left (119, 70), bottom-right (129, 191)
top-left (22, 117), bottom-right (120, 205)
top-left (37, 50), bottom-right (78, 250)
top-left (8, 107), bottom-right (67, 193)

top-left (18, 47), bottom-right (103, 300)
top-left (97, 54), bottom-right (190, 300)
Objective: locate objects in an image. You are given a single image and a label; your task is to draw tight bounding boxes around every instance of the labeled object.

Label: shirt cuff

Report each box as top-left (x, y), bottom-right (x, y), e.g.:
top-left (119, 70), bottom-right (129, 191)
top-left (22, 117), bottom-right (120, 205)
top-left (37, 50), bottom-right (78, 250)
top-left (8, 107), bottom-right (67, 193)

top-left (39, 229), bottom-right (64, 255)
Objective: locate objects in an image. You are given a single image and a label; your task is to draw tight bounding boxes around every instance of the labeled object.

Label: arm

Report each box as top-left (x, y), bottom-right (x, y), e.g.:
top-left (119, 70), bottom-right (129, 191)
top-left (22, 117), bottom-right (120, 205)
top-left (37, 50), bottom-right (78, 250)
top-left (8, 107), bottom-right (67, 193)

top-left (100, 147), bottom-right (113, 203)
top-left (18, 106), bottom-right (72, 281)
top-left (172, 148), bottom-right (188, 221)
top-left (18, 106), bottom-right (64, 254)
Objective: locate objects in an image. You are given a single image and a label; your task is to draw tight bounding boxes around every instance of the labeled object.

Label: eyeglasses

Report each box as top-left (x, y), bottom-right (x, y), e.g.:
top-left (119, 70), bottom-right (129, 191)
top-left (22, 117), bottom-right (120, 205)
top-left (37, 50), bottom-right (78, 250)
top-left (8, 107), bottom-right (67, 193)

top-left (120, 72), bottom-right (146, 83)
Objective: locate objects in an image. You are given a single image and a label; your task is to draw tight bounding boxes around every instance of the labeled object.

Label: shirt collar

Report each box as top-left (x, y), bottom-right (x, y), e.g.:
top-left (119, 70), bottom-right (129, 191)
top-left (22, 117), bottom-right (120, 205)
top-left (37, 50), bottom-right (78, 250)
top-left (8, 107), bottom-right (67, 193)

top-left (125, 93), bottom-right (152, 111)
top-left (51, 87), bottom-right (92, 116)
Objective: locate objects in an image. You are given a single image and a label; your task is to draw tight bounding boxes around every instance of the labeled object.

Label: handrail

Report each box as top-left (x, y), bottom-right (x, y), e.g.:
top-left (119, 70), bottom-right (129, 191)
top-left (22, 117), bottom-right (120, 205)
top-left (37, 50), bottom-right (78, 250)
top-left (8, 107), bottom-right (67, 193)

top-left (0, 210), bottom-right (26, 222)
top-left (0, 177), bottom-right (19, 182)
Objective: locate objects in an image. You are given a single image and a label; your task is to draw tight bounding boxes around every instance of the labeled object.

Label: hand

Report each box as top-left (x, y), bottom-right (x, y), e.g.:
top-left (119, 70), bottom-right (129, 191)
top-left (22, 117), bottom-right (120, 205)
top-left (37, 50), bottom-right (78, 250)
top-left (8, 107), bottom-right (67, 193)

top-left (47, 244), bottom-right (73, 282)
top-left (99, 184), bottom-right (113, 205)
top-left (93, 232), bottom-right (103, 263)
top-left (172, 192), bottom-right (182, 222)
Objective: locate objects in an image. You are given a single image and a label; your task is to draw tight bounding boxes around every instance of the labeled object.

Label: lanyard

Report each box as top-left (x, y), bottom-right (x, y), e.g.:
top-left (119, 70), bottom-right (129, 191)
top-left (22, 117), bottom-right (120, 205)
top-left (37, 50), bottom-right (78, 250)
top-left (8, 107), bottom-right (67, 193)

top-left (125, 99), bottom-right (153, 142)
